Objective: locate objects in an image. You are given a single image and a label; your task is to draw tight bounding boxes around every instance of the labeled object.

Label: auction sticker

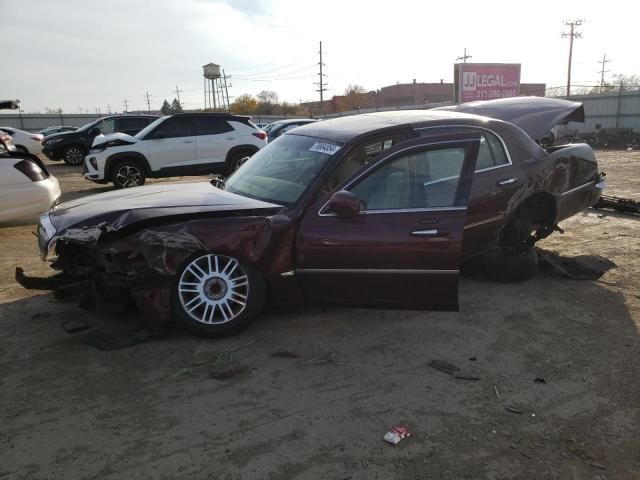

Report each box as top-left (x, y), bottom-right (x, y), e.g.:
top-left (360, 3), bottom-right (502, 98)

top-left (309, 142), bottom-right (341, 155)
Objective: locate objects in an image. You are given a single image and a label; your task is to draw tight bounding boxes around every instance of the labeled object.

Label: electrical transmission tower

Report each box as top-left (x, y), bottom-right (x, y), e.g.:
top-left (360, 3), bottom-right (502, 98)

top-left (562, 19), bottom-right (584, 98)
top-left (122, 98), bottom-right (129, 113)
top-left (456, 48), bottom-right (472, 63)
top-left (598, 54), bottom-right (611, 93)
top-left (314, 41), bottom-right (328, 112)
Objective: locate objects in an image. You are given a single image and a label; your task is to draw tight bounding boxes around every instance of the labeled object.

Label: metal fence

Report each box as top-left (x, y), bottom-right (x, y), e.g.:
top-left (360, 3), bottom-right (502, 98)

top-left (0, 113), bottom-right (299, 132)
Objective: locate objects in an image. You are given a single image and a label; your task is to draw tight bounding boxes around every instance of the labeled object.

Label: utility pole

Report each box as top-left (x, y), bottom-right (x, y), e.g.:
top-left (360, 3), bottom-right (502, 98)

top-left (122, 98), bottom-right (129, 113)
top-left (106, 104), bottom-right (112, 114)
top-left (174, 85), bottom-right (183, 104)
top-left (223, 70), bottom-right (231, 113)
top-left (456, 48), bottom-right (472, 63)
top-left (598, 53), bottom-right (611, 93)
top-left (144, 91), bottom-right (152, 113)
top-left (562, 19), bottom-right (584, 98)
top-left (314, 41), bottom-right (328, 112)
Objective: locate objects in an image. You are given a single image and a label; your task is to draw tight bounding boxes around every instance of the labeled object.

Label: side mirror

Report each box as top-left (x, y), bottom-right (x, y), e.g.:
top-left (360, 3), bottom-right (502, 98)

top-left (88, 127), bottom-right (101, 136)
top-left (327, 190), bottom-right (362, 217)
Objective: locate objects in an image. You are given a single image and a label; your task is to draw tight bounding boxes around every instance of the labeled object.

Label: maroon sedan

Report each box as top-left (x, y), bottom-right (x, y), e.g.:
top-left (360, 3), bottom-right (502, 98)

top-left (19, 97), bottom-right (604, 337)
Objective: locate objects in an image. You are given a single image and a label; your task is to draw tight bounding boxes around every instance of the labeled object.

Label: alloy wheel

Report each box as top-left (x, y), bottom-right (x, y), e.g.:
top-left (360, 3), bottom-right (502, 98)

top-left (178, 254), bottom-right (250, 325)
top-left (115, 165), bottom-right (143, 187)
top-left (65, 146), bottom-right (84, 165)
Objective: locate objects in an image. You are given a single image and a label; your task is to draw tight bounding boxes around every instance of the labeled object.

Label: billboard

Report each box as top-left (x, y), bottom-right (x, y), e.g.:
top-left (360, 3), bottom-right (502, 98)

top-left (454, 63), bottom-right (521, 103)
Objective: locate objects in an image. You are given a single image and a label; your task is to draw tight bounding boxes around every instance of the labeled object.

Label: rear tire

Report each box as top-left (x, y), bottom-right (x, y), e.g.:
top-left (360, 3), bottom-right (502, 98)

top-left (463, 246), bottom-right (538, 283)
top-left (111, 159), bottom-right (146, 188)
top-left (62, 144), bottom-right (86, 165)
top-left (171, 253), bottom-right (266, 337)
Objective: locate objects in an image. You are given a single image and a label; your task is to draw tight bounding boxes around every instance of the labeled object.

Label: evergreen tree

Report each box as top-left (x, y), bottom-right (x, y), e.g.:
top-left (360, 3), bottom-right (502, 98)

top-left (160, 99), bottom-right (171, 115)
top-left (170, 98), bottom-right (183, 113)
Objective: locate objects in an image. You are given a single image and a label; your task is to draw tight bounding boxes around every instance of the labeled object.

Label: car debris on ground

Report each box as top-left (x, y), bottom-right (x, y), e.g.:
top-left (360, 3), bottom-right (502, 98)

top-left (383, 426), bottom-right (411, 445)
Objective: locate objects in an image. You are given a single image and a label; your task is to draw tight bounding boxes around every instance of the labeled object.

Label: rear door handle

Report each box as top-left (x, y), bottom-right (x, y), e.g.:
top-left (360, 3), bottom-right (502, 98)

top-left (497, 177), bottom-right (518, 187)
top-left (183, 140), bottom-right (193, 143)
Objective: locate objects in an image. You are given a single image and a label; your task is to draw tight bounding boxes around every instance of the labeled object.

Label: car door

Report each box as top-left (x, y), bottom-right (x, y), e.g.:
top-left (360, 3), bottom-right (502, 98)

top-left (116, 117), bottom-right (152, 136)
top-left (194, 116), bottom-right (236, 166)
top-left (145, 116), bottom-right (196, 171)
top-left (296, 132), bottom-right (481, 310)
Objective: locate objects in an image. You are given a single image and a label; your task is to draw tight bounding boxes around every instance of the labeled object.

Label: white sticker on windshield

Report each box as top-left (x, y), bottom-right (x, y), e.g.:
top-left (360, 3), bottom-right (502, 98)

top-left (309, 142), bottom-right (341, 155)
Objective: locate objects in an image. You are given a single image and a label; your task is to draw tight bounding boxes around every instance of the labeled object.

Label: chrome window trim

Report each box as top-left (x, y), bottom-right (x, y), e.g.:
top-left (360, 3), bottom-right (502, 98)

top-left (317, 138), bottom-right (478, 217)
top-left (296, 268), bottom-right (458, 275)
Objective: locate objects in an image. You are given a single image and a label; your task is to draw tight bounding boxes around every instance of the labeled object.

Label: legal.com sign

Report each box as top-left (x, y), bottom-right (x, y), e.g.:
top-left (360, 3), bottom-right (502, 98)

top-left (454, 63), bottom-right (521, 103)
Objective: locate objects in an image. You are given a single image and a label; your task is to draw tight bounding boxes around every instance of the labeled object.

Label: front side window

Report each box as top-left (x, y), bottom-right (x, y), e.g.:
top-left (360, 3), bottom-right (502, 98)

top-left (321, 135), bottom-right (407, 194)
top-left (349, 146), bottom-right (467, 210)
top-left (101, 118), bottom-right (115, 134)
top-left (152, 117), bottom-right (194, 138)
top-left (225, 135), bottom-right (342, 206)
top-left (117, 117), bottom-right (151, 132)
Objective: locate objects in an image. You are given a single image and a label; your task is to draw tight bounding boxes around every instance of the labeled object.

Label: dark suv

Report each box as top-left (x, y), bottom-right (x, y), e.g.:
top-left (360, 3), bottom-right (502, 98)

top-left (42, 115), bottom-right (158, 165)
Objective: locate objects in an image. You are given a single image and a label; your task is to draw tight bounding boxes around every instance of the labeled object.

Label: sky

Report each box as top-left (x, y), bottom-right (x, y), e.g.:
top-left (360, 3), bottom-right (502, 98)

top-left (1, 0), bottom-right (638, 113)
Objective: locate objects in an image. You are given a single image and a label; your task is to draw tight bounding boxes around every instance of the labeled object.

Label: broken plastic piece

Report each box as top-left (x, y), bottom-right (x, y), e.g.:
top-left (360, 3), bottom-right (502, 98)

top-left (384, 426), bottom-right (411, 445)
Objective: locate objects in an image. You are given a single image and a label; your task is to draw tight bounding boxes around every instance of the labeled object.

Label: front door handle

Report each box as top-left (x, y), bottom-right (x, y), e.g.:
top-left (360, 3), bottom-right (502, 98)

top-left (411, 229), bottom-right (441, 237)
top-left (497, 177), bottom-right (518, 187)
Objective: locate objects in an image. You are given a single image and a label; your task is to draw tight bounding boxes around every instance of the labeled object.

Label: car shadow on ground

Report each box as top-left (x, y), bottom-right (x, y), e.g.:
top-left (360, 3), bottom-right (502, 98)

top-left (1, 269), bottom-right (638, 479)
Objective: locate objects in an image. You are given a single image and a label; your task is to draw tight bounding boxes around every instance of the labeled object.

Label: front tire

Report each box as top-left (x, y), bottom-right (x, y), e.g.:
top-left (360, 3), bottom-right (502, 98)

top-left (62, 144), bottom-right (86, 165)
top-left (171, 253), bottom-right (266, 337)
top-left (111, 159), bottom-right (146, 188)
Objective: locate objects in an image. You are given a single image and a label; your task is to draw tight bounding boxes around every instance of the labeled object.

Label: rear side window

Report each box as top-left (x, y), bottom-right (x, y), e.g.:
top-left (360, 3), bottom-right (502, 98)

top-left (117, 117), bottom-right (152, 132)
top-left (419, 127), bottom-right (509, 171)
top-left (193, 117), bottom-right (234, 135)
top-left (153, 117), bottom-right (194, 138)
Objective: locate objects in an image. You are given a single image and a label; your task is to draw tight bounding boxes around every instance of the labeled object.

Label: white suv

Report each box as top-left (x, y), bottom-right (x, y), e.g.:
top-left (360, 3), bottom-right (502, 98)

top-left (83, 113), bottom-right (268, 188)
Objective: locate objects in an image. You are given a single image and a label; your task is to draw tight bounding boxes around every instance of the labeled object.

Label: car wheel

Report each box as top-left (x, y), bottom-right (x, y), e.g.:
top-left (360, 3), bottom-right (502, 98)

top-left (15, 145), bottom-right (28, 153)
top-left (171, 253), bottom-right (266, 337)
top-left (111, 160), bottom-right (146, 188)
top-left (62, 145), bottom-right (86, 165)
top-left (462, 246), bottom-right (538, 283)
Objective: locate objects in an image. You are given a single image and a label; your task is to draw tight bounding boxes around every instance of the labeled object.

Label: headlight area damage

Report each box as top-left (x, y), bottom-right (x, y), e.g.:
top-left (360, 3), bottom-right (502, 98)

top-left (16, 212), bottom-right (282, 324)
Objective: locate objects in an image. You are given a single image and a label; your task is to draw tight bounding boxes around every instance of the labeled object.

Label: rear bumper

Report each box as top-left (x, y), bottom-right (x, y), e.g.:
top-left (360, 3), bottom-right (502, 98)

top-left (0, 175), bottom-right (61, 223)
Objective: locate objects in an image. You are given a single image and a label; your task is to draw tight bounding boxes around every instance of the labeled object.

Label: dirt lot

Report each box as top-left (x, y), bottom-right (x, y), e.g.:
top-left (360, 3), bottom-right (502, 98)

top-left (1, 152), bottom-right (639, 479)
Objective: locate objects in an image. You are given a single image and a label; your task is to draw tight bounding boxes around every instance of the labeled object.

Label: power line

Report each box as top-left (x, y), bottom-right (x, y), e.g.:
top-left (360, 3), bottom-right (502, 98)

top-left (562, 19), bottom-right (584, 98)
top-left (456, 47), bottom-right (472, 63)
top-left (597, 53), bottom-right (611, 93)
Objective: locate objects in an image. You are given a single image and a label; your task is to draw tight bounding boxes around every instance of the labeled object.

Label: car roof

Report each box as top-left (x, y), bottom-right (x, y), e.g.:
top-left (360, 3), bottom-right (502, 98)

top-left (272, 118), bottom-right (318, 126)
top-left (287, 110), bottom-right (492, 142)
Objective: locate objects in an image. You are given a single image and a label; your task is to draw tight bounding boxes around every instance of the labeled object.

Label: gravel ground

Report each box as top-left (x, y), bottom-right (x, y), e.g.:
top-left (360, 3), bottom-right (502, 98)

top-left (0, 151), bottom-right (638, 479)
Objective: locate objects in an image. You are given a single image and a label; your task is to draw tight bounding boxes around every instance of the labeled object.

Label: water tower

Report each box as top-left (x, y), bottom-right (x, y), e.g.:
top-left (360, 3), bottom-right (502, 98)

top-left (203, 63), bottom-right (225, 110)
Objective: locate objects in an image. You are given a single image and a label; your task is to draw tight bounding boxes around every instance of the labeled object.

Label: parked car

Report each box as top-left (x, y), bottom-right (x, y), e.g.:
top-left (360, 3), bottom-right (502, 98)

top-left (264, 118), bottom-right (317, 141)
top-left (0, 147), bottom-right (61, 223)
top-left (0, 127), bottom-right (44, 155)
top-left (18, 97), bottom-right (603, 337)
top-left (83, 113), bottom-right (268, 188)
top-left (41, 115), bottom-right (159, 165)
top-left (39, 126), bottom-right (78, 137)
top-left (0, 131), bottom-right (16, 151)
top-left (255, 122), bottom-right (270, 129)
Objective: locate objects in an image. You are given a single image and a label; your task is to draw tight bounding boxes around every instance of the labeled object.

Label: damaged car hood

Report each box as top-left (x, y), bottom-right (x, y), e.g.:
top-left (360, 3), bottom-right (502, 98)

top-left (92, 132), bottom-right (138, 148)
top-left (432, 96), bottom-right (585, 141)
top-left (48, 181), bottom-right (283, 237)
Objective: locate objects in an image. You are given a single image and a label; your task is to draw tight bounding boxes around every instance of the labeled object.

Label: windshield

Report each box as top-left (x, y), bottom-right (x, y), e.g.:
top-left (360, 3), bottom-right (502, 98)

top-left (135, 116), bottom-right (167, 139)
top-left (263, 122), bottom-right (280, 133)
top-left (77, 119), bottom-right (102, 133)
top-left (225, 134), bottom-right (343, 206)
